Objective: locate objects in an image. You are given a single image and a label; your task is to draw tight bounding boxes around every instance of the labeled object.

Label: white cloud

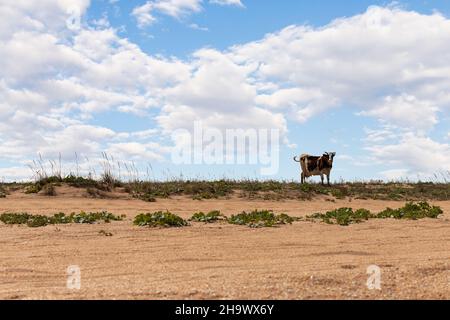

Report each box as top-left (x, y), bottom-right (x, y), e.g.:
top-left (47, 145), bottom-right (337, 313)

top-left (360, 94), bottom-right (438, 131)
top-left (189, 23), bottom-right (209, 31)
top-left (363, 126), bottom-right (399, 143)
top-left (132, 0), bottom-right (202, 27)
top-left (366, 132), bottom-right (450, 176)
top-left (2, 2), bottom-right (450, 180)
top-left (210, 0), bottom-right (244, 7)
top-left (107, 142), bottom-right (167, 161)
top-left (132, 0), bottom-right (244, 28)
top-left (231, 6), bottom-right (450, 127)
top-left (0, 0), bottom-right (91, 39)
top-left (379, 168), bottom-right (410, 180)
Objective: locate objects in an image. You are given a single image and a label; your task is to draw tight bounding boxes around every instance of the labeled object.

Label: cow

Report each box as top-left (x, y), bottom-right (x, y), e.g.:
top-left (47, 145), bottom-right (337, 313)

top-left (293, 152), bottom-right (336, 185)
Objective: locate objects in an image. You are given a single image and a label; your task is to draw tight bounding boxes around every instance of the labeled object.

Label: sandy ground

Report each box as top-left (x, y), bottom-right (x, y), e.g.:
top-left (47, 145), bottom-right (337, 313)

top-left (0, 188), bottom-right (449, 300)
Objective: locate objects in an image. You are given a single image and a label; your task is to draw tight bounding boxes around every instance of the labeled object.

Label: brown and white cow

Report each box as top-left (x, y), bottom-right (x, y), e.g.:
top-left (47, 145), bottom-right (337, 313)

top-left (293, 152), bottom-right (336, 185)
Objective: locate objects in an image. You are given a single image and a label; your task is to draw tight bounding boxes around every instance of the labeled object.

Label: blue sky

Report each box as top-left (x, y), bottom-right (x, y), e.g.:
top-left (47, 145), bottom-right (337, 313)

top-left (1, 0), bottom-right (450, 182)
top-left (89, 0), bottom-right (450, 57)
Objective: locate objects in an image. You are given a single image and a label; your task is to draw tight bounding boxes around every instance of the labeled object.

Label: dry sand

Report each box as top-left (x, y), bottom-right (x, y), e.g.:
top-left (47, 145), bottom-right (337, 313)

top-left (0, 187), bottom-right (449, 300)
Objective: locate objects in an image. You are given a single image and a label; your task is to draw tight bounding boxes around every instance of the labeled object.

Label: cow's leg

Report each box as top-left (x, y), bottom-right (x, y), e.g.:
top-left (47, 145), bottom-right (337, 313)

top-left (301, 172), bottom-right (305, 184)
top-left (327, 174), bottom-right (331, 186)
top-left (320, 174), bottom-right (324, 185)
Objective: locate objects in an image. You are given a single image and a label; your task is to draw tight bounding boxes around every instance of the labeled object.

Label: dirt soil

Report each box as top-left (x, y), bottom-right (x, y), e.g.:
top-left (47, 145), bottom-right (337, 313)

top-left (1, 187), bottom-right (449, 300)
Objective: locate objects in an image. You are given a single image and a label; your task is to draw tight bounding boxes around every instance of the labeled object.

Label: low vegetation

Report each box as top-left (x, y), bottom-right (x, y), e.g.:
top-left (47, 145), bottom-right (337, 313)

top-left (0, 211), bottom-right (125, 228)
top-left (129, 180), bottom-right (234, 201)
top-left (307, 202), bottom-right (443, 226)
top-left (190, 211), bottom-right (225, 223)
top-left (42, 184), bottom-right (56, 196)
top-left (307, 208), bottom-right (375, 226)
top-left (376, 201), bottom-right (443, 220)
top-left (108, 180), bottom-right (450, 201)
top-left (2, 153), bottom-right (446, 201)
top-left (134, 211), bottom-right (188, 228)
top-left (228, 210), bottom-right (296, 228)
top-left (0, 186), bottom-right (6, 198)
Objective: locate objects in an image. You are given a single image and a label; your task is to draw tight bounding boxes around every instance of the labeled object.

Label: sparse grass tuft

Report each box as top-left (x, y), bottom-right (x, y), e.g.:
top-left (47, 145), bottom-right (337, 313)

top-left (190, 210), bottom-right (225, 223)
top-left (134, 211), bottom-right (188, 228)
top-left (228, 210), bottom-right (296, 228)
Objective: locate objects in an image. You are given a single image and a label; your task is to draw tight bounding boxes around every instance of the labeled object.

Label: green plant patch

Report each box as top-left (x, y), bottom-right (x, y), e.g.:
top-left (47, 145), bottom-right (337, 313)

top-left (307, 208), bottom-right (375, 226)
top-left (0, 211), bottom-right (125, 228)
top-left (68, 211), bottom-right (125, 224)
top-left (307, 202), bottom-right (443, 226)
top-left (190, 211), bottom-right (225, 223)
top-left (376, 202), bottom-right (443, 220)
top-left (134, 211), bottom-right (188, 228)
top-left (228, 210), bottom-right (296, 228)
top-left (42, 184), bottom-right (56, 196)
top-left (24, 184), bottom-right (41, 194)
top-left (141, 194), bottom-right (157, 202)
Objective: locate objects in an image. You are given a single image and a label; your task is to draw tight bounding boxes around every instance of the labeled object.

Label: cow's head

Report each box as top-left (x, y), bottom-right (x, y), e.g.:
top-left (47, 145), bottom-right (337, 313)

top-left (323, 152), bottom-right (336, 164)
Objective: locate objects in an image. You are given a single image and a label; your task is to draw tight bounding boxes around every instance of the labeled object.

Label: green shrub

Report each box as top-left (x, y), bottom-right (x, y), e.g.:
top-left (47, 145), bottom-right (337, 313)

top-left (377, 202), bottom-right (443, 220)
top-left (0, 211), bottom-right (124, 228)
top-left (308, 208), bottom-right (375, 226)
top-left (228, 210), bottom-right (295, 228)
top-left (138, 194), bottom-right (156, 202)
top-left (331, 188), bottom-right (348, 199)
top-left (62, 175), bottom-right (98, 188)
top-left (134, 211), bottom-right (188, 228)
top-left (69, 211), bottom-right (124, 224)
top-left (307, 202), bottom-right (443, 226)
top-left (42, 184), bottom-right (56, 196)
top-left (0, 212), bottom-right (33, 225)
top-left (26, 215), bottom-right (50, 227)
top-left (24, 184), bottom-right (41, 194)
top-left (190, 210), bottom-right (225, 223)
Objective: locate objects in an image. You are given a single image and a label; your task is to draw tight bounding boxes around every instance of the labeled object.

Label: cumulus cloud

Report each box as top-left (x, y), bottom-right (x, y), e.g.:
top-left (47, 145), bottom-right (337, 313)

top-left (366, 132), bottom-right (450, 176)
top-left (0, 1), bottom-right (186, 167)
top-left (132, 0), bottom-right (244, 28)
top-left (132, 0), bottom-right (203, 27)
top-left (231, 6), bottom-right (450, 128)
top-left (2, 2), bottom-right (450, 179)
top-left (360, 94), bottom-right (438, 131)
